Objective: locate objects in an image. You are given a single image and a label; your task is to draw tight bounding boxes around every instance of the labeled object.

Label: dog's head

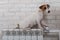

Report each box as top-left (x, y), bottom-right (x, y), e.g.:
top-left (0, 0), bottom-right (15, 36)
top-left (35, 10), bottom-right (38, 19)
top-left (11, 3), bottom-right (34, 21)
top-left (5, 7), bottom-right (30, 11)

top-left (39, 4), bottom-right (50, 13)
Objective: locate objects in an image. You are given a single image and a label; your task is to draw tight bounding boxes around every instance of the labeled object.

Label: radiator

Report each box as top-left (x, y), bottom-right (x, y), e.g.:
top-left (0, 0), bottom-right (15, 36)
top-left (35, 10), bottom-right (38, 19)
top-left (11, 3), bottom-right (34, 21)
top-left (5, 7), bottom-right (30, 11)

top-left (0, 29), bottom-right (43, 40)
top-left (0, 29), bottom-right (60, 40)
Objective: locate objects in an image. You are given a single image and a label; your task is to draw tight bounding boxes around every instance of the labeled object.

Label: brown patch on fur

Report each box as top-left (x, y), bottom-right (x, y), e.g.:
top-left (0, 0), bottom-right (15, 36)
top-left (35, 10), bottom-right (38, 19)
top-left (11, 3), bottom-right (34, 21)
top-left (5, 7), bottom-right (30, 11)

top-left (39, 4), bottom-right (50, 12)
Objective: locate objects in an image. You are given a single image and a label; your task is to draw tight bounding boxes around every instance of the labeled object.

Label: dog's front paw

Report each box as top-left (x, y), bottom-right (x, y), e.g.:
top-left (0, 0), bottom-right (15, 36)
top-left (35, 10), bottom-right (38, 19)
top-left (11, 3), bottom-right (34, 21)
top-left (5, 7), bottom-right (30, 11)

top-left (43, 27), bottom-right (49, 32)
top-left (45, 27), bottom-right (49, 30)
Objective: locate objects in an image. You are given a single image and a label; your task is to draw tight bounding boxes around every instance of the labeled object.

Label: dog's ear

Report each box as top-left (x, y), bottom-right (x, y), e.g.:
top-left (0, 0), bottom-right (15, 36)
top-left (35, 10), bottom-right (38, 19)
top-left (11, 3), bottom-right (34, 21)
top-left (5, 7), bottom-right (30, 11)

top-left (39, 5), bottom-right (43, 9)
top-left (47, 4), bottom-right (50, 9)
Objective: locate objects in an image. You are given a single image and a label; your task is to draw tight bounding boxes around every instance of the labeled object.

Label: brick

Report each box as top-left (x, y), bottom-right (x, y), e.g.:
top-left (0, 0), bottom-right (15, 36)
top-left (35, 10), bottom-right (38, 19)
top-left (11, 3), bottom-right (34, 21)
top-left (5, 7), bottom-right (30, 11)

top-left (47, 15), bottom-right (55, 20)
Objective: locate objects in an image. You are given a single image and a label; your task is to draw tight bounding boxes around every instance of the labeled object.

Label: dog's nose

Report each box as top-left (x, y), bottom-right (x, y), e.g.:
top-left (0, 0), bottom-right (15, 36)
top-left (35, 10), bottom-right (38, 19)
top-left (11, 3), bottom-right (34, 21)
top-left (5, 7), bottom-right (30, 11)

top-left (48, 10), bottom-right (50, 13)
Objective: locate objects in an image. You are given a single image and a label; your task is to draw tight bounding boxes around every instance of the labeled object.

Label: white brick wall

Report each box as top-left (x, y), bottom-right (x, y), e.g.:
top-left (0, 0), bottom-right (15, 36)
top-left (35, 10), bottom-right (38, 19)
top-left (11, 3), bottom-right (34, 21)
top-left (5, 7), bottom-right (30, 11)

top-left (0, 0), bottom-right (60, 29)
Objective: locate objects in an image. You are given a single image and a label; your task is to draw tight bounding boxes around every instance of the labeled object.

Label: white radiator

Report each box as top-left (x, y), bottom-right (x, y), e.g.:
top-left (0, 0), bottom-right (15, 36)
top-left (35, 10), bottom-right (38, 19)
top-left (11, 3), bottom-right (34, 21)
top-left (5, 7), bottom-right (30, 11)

top-left (0, 29), bottom-right (43, 40)
top-left (0, 29), bottom-right (60, 40)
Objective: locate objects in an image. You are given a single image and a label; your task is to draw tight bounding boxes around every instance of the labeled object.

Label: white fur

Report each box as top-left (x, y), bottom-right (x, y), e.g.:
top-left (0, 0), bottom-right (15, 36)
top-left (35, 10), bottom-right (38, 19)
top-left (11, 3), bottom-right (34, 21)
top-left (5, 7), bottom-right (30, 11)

top-left (19, 9), bottom-right (43, 29)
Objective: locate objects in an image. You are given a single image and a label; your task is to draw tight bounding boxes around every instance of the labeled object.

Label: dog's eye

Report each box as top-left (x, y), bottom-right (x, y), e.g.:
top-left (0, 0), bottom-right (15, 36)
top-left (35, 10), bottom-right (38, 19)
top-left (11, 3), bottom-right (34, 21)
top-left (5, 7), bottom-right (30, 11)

top-left (44, 7), bottom-right (46, 9)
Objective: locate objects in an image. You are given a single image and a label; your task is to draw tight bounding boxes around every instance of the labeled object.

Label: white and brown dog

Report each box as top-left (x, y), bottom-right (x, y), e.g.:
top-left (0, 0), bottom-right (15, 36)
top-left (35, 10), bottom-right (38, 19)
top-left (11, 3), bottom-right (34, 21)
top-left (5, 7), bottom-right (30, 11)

top-left (16, 4), bottom-right (50, 31)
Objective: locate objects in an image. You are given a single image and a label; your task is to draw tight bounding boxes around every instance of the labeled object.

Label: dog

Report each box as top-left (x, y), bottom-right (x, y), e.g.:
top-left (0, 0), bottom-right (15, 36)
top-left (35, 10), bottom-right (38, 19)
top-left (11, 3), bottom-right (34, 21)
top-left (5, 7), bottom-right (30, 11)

top-left (16, 4), bottom-right (50, 31)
